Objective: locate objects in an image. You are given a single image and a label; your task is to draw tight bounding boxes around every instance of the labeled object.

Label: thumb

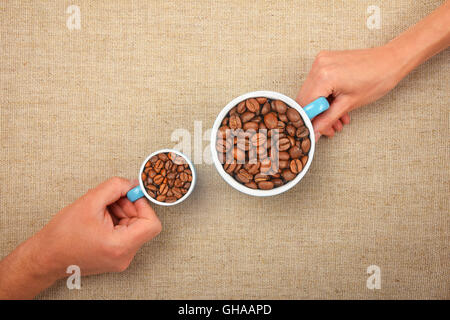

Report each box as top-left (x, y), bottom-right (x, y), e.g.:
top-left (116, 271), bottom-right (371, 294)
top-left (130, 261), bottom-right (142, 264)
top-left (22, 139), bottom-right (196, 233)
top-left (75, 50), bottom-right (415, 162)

top-left (311, 96), bottom-right (350, 140)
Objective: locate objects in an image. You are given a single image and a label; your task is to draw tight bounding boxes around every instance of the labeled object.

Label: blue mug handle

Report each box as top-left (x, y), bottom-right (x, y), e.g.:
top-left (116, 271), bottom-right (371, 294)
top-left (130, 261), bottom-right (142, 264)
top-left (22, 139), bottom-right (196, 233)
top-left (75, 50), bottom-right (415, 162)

top-left (303, 97), bottom-right (329, 119)
top-left (127, 186), bottom-right (145, 202)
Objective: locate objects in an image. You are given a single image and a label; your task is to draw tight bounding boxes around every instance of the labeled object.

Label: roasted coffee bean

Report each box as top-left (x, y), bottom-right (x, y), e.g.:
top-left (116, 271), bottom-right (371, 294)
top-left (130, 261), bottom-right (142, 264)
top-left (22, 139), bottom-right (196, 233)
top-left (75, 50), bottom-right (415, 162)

top-left (256, 97), bottom-right (267, 104)
top-left (142, 152), bottom-right (193, 203)
top-left (245, 181), bottom-right (258, 189)
top-left (150, 156), bottom-right (158, 164)
top-left (292, 119), bottom-right (304, 128)
top-left (264, 112), bottom-right (278, 129)
top-left (279, 114), bottom-right (288, 123)
top-left (159, 183), bottom-right (169, 195)
top-left (165, 196), bottom-right (177, 203)
top-left (289, 146), bottom-right (302, 159)
top-left (286, 108), bottom-right (301, 122)
top-left (246, 98), bottom-right (260, 113)
top-left (259, 122), bottom-right (267, 130)
top-left (231, 146), bottom-right (245, 162)
top-left (277, 121), bottom-right (286, 131)
top-left (156, 195), bottom-right (166, 202)
top-left (229, 114), bottom-right (242, 129)
top-left (158, 153), bottom-right (169, 161)
top-left (153, 174), bottom-right (164, 185)
top-left (301, 138), bottom-right (311, 153)
top-left (296, 126), bottom-right (309, 138)
top-left (217, 97), bottom-right (311, 190)
top-left (172, 187), bottom-right (183, 199)
top-left (282, 169), bottom-right (296, 181)
top-left (164, 160), bottom-right (172, 171)
top-left (258, 180), bottom-right (274, 190)
top-left (218, 125), bottom-right (229, 138)
top-left (288, 136), bottom-right (295, 147)
top-left (290, 159), bottom-right (303, 174)
top-left (154, 159), bottom-right (164, 172)
top-left (250, 132), bottom-right (267, 147)
top-left (278, 137), bottom-right (291, 151)
top-left (279, 151), bottom-right (290, 161)
top-left (243, 121), bottom-right (259, 131)
top-left (301, 155), bottom-right (308, 167)
top-left (224, 162), bottom-right (237, 174)
top-left (167, 172), bottom-right (176, 180)
top-left (272, 100), bottom-right (287, 114)
top-left (240, 111), bottom-right (255, 123)
top-left (237, 101), bottom-right (246, 113)
top-left (286, 124), bottom-right (296, 136)
top-left (279, 160), bottom-right (290, 169)
top-left (261, 102), bottom-right (271, 115)
top-left (272, 178), bottom-right (283, 187)
top-left (254, 173), bottom-right (269, 182)
top-left (180, 172), bottom-right (189, 182)
top-left (235, 171), bottom-right (250, 184)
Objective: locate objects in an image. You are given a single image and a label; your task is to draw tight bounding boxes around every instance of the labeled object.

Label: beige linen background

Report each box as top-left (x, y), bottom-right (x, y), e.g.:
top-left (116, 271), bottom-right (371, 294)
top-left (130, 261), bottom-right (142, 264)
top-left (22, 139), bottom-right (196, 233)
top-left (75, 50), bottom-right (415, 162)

top-left (0, 0), bottom-right (448, 299)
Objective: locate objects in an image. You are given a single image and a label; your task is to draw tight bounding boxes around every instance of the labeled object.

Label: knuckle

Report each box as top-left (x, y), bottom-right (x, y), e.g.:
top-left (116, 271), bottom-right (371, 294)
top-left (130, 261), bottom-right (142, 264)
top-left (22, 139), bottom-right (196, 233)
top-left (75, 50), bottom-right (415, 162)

top-left (316, 66), bottom-right (333, 81)
top-left (314, 51), bottom-right (330, 65)
top-left (105, 239), bottom-right (127, 259)
top-left (115, 260), bottom-right (131, 272)
top-left (152, 219), bottom-right (163, 236)
top-left (109, 176), bottom-right (123, 187)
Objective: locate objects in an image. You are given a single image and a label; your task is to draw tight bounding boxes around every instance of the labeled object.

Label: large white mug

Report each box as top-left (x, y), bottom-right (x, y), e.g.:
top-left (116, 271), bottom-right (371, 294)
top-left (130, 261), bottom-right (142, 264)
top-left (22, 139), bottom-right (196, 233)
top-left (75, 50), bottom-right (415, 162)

top-left (210, 91), bottom-right (329, 197)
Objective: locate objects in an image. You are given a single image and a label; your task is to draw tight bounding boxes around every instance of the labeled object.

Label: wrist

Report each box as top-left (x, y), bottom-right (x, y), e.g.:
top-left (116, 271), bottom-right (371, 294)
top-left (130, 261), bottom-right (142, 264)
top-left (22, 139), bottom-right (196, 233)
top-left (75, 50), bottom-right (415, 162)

top-left (26, 233), bottom-right (67, 283)
top-left (0, 235), bottom-right (60, 299)
top-left (381, 41), bottom-right (412, 83)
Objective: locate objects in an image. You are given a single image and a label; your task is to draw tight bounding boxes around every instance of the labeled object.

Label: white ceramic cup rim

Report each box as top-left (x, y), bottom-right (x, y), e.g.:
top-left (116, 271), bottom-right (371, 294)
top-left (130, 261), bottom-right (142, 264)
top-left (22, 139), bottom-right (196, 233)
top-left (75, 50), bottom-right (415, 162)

top-left (210, 91), bottom-right (316, 197)
top-left (138, 149), bottom-right (196, 206)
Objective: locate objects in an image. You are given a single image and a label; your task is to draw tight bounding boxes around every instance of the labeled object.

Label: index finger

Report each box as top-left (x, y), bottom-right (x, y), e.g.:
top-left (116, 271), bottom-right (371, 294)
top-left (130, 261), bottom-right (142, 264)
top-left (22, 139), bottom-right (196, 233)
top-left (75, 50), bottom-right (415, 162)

top-left (88, 177), bottom-right (137, 207)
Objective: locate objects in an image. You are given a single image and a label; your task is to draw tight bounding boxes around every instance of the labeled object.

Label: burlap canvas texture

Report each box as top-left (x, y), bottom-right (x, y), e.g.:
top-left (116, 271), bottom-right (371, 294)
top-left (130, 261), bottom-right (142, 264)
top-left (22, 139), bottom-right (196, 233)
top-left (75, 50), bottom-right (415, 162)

top-left (0, 1), bottom-right (448, 299)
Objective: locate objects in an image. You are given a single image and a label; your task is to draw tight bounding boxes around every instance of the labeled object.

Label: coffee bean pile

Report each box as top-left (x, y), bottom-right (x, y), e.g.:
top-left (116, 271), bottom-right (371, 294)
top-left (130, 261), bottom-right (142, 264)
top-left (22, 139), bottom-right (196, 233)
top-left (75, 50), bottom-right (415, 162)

top-left (142, 152), bottom-right (193, 203)
top-left (216, 97), bottom-right (311, 190)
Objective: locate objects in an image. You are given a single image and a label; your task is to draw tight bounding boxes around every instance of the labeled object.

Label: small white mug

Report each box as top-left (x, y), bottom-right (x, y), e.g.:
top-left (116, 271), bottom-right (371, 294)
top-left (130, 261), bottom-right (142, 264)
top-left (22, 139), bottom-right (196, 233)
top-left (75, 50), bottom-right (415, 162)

top-left (210, 91), bottom-right (329, 197)
top-left (127, 149), bottom-right (197, 206)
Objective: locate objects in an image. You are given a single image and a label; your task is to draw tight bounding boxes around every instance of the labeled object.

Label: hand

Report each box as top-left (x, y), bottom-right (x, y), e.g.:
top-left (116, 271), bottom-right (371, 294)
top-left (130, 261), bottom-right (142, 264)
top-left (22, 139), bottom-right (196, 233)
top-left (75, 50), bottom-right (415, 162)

top-left (36, 177), bottom-right (162, 276)
top-left (0, 177), bottom-right (162, 299)
top-left (297, 46), bottom-right (403, 140)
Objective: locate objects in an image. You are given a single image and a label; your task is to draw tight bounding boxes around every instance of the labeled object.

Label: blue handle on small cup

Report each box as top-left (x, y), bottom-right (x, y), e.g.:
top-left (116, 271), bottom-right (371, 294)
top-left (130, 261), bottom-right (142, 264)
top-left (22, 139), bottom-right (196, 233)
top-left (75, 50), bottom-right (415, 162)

top-left (127, 186), bottom-right (145, 202)
top-left (303, 97), bottom-right (329, 119)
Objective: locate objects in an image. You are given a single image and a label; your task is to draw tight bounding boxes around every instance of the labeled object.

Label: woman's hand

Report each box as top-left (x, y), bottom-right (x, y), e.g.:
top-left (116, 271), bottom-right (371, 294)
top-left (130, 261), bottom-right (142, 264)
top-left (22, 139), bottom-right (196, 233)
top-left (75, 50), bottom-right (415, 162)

top-left (297, 46), bottom-right (402, 140)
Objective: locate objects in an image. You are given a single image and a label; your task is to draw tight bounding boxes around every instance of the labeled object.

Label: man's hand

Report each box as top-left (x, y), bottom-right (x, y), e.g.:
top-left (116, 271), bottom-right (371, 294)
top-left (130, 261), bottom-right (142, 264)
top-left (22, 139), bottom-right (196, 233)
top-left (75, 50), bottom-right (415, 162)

top-left (0, 177), bottom-right (162, 299)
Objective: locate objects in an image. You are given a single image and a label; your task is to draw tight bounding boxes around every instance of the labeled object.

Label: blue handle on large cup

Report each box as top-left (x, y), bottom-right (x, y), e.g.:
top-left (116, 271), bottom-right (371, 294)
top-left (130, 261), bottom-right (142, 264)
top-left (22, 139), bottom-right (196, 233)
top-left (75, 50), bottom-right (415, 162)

top-left (127, 186), bottom-right (145, 202)
top-left (303, 97), bottom-right (329, 119)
